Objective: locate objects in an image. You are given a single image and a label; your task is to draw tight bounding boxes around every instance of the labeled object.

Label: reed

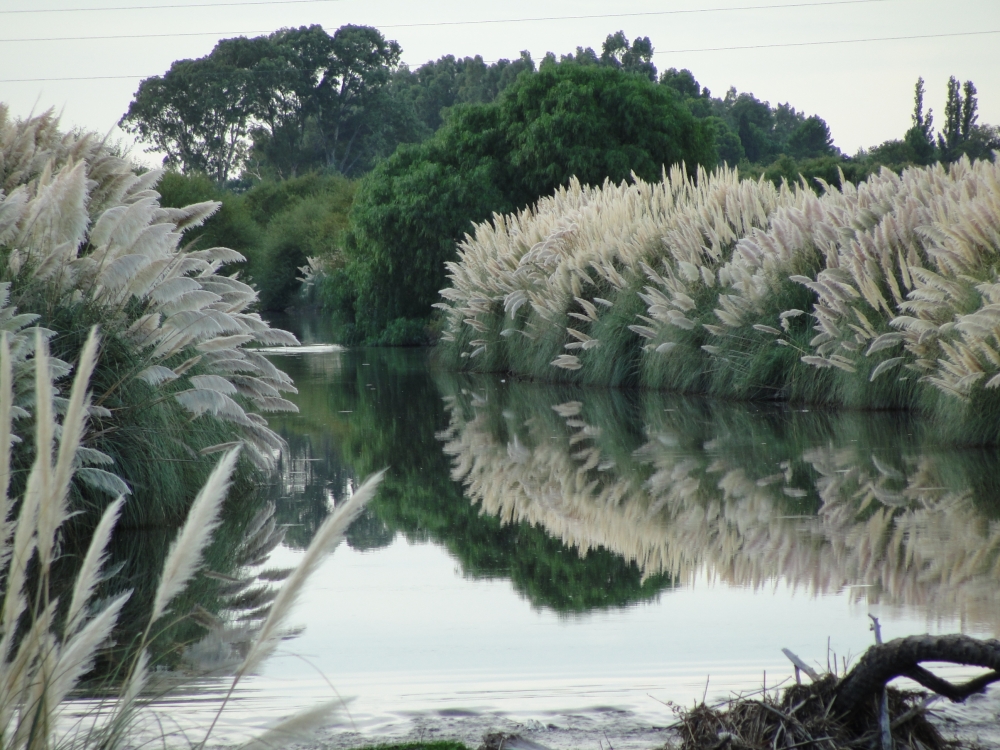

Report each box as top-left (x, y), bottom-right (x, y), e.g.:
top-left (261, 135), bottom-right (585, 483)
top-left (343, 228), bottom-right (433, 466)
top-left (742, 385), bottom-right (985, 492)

top-left (0, 326), bottom-right (384, 750)
top-left (438, 155), bottom-right (1000, 437)
top-left (0, 105), bottom-right (299, 523)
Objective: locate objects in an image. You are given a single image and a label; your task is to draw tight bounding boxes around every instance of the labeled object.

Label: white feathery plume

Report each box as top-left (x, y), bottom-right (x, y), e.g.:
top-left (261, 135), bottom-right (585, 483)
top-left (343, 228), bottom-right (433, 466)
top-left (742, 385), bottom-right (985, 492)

top-left (122, 648), bottom-right (149, 709)
top-left (150, 447), bottom-right (241, 623)
top-left (238, 470), bottom-right (385, 676)
top-left (0, 339), bottom-right (49, 664)
top-left (66, 496), bottom-right (125, 633)
top-left (237, 699), bottom-right (350, 750)
top-left (0, 331), bottom-right (13, 549)
top-left (47, 327), bottom-right (99, 547)
top-left (47, 592), bottom-right (131, 710)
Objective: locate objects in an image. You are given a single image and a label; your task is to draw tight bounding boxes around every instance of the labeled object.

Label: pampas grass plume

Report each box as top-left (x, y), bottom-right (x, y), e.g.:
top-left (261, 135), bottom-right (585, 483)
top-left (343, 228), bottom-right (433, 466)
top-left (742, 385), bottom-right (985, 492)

top-left (239, 469), bottom-right (385, 676)
top-left (151, 446), bottom-right (241, 623)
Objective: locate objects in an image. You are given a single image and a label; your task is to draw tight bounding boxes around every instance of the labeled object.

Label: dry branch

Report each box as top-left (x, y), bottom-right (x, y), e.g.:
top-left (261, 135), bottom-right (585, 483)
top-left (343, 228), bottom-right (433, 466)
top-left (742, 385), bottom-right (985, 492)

top-left (833, 634), bottom-right (1000, 716)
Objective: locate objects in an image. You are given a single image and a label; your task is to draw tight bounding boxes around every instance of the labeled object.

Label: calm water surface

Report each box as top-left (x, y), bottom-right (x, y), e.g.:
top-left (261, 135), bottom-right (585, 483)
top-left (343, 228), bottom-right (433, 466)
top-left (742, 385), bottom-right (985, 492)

top-left (99, 315), bottom-right (1000, 748)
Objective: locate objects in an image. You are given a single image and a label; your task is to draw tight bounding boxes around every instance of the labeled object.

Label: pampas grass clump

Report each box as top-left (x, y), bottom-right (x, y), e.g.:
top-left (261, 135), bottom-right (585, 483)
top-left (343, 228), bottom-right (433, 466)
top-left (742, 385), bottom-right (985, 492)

top-left (0, 105), bottom-right (300, 520)
top-left (438, 155), bottom-right (1000, 439)
top-left (0, 326), bottom-right (384, 750)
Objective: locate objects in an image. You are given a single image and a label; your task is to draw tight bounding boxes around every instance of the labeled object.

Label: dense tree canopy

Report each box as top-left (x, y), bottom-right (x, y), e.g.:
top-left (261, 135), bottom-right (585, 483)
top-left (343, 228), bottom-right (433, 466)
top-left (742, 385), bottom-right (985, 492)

top-left (391, 51), bottom-right (536, 134)
top-left (121, 24), bottom-right (416, 183)
top-left (659, 67), bottom-right (839, 165)
top-left (342, 62), bottom-right (717, 339)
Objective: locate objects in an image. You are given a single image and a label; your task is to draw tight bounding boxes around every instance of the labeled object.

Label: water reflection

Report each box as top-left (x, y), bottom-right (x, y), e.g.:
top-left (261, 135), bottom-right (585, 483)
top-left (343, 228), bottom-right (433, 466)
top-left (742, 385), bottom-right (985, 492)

top-left (264, 347), bottom-right (671, 612)
top-left (439, 378), bottom-right (1000, 630)
top-left (62, 493), bottom-right (287, 687)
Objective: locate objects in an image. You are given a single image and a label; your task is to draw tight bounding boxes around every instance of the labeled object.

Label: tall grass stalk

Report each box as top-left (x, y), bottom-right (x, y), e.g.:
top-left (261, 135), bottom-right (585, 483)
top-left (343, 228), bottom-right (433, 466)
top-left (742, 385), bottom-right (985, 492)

top-left (0, 326), bottom-right (384, 750)
top-left (1, 104), bottom-right (300, 523)
top-left (439, 155), bottom-right (1000, 439)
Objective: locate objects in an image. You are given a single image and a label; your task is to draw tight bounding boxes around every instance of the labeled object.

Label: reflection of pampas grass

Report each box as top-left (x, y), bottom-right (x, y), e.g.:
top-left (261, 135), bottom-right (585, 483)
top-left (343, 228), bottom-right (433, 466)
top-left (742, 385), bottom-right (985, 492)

top-left (0, 325), bottom-right (383, 750)
top-left (439, 155), bottom-right (1000, 436)
top-left (439, 383), bottom-right (1000, 632)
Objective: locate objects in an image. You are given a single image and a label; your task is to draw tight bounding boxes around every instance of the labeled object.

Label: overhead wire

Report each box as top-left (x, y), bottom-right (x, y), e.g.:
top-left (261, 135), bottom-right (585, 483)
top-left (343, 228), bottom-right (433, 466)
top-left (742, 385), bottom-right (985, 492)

top-left (0, 0), bottom-right (989, 84)
top-left (1, 27), bottom-right (996, 83)
top-left (0, 0), bottom-right (905, 43)
top-left (0, 0), bottom-right (894, 15)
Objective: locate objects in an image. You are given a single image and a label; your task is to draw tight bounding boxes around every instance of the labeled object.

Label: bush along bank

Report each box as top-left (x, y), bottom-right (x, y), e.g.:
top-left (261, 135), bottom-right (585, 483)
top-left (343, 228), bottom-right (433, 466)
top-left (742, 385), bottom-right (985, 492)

top-left (437, 156), bottom-right (1000, 443)
top-left (0, 105), bottom-right (299, 525)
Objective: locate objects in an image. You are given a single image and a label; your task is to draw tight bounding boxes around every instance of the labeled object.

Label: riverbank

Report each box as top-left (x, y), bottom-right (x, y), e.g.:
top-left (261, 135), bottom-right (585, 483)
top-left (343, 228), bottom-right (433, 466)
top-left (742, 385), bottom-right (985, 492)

top-left (294, 677), bottom-right (1000, 750)
top-left (437, 157), bottom-right (1000, 444)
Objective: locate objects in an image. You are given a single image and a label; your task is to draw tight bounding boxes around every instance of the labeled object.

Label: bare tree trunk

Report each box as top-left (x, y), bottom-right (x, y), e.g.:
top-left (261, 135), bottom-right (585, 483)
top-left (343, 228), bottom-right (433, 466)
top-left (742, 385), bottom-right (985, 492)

top-left (832, 634), bottom-right (1000, 716)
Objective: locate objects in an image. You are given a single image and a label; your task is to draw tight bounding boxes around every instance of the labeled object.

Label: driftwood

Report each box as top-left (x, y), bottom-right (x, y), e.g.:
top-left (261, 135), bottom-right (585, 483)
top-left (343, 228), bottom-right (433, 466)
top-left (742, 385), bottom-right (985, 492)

top-left (671, 675), bottom-right (945, 750)
top-left (669, 635), bottom-right (1000, 750)
top-left (831, 634), bottom-right (1000, 716)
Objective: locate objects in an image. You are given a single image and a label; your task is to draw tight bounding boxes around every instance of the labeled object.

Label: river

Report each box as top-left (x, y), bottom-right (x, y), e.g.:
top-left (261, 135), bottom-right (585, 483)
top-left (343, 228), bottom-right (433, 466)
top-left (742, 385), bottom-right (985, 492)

top-left (70, 313), bottom-right (1000, 749)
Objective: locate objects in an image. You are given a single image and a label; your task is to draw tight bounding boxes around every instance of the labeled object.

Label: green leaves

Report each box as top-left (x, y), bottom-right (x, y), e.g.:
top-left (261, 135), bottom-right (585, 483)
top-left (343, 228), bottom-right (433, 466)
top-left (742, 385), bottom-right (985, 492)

top-left (120, 25), bottom-right (409, 184)
top-left (346, 63), bottom-right (717, 341)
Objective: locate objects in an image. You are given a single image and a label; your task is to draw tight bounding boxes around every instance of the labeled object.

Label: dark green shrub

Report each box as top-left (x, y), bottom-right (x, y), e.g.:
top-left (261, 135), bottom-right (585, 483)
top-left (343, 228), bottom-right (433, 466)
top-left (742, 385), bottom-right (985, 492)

top-left (346, 63), bottom-right (717, 341)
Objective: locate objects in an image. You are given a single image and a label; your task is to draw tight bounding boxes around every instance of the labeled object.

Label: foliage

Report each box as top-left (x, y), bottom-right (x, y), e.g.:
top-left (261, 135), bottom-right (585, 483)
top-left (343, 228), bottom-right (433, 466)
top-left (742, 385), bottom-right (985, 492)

top-left (0, 327), bottom-right (385, 750)
top-left (438, 154), bottom-right (1000, 442)
top-left (120, 25), bottom-right (417, 183)
top-left (156, 170), bottom-right (357, 312)
top-left (156, 170), bottom-right (258, 256)
top-left (0, 106), bottom-right (298, 523)
top-left (391, 52), bottom-right (535, 134)
top-left (247, 174), bottom-right (356, 309)
top-left (344, 62), bottom-right (717, 341)
top-left (659, 68), bottom-right (840, 166)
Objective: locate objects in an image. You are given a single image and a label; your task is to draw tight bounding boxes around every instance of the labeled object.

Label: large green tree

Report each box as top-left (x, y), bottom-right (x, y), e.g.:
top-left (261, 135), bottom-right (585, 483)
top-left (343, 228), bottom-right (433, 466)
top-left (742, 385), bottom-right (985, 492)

top-left (658, 68), bottom-right (839, 166)
top-left (343, 62), bottom-right (717, 339)
top-left (120, 24), bottom-right (413, 183)
top-left (391, 52), bottom-right (536, 134)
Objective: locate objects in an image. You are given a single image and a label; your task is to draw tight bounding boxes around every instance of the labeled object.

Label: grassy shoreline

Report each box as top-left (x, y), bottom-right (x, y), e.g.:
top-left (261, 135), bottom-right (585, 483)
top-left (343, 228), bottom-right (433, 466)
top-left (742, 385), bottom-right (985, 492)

top-left (437, 157), bottom-right (1000, 442)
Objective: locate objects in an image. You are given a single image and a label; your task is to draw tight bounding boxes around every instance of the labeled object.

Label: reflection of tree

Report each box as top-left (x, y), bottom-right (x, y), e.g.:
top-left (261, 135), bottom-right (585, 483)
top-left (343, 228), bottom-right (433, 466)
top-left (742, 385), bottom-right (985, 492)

top-left (269, 432), bottom-right (355, 550)
top-left (266, 347), bottom-right (673, 612)
top-left (440, 379), bottom-right (1000, 631)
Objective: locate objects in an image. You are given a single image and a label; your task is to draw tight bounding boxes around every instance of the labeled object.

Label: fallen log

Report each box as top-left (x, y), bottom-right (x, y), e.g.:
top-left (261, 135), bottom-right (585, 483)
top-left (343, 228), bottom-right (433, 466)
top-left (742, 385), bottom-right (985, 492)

top-left (832, 634), bottom-right (1000, 717)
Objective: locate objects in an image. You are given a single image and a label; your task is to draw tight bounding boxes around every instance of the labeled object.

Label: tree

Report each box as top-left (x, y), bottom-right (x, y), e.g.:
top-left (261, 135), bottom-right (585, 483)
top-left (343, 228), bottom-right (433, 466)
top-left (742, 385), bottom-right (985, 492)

top-left (120, 52), bottom-right (272, 184)
top-left (121, 24), bottom-right (413, 183)
top-left (904, 76), bottom-right (937, 164)
top-left (600, 31), bottom-right (657, 81)
top-left (391, 52), bottom-right (535, 134)
top-left (934, 75), bottom-right (994, 162)
top-left (660, 67), bottom-right (705, 99)
top-left (499, 64), bottom-right (714, 204)
top-left (787, 116), bottom-right (836, 159)
top-left (961, 80), bottom-right (979, 140)
top-left (939, 75), bottom-right (963, 152)
top-left (249, 25), bottom-right (416, 178)
top-left (344, 62), bottom-right (717, 339)
top-left (730, 89), bottom-right (776, 163)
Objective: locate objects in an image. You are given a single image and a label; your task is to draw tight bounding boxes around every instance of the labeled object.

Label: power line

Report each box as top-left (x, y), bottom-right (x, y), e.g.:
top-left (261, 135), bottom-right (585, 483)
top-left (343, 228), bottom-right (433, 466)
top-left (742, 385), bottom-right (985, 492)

top-left (652, 27), bottom-right (1000, 54)
top-left (1, 28), bottom-right (996, 84)
top-left (1, 30), bottom-right (273, 44)
top-left (0, 0), bottom-right (339, 13)
top-left (0, 0), bottom-right (895, 18)
top-left (385, 0), bottom-right (899, 29)
top-left (0, 0), bottom-right (901, 43)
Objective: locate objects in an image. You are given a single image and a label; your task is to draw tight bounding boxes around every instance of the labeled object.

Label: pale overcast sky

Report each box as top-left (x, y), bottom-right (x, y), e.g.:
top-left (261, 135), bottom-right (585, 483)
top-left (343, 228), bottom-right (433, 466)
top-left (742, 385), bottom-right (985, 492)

top-left (1, 0), bottom-right (998, 164)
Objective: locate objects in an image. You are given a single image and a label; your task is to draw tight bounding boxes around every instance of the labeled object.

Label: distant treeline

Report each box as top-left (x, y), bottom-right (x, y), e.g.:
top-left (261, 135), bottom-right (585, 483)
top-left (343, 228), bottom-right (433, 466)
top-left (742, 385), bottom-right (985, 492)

top-left (121, 24), bottom-right (1000, 345)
